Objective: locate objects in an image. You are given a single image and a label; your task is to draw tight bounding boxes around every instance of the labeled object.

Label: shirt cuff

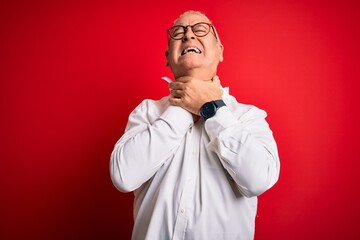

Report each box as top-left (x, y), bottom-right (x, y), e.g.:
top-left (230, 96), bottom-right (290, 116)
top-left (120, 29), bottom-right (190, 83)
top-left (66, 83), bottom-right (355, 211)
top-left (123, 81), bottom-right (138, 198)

top-left (205, 106), bottom-right (237, 140)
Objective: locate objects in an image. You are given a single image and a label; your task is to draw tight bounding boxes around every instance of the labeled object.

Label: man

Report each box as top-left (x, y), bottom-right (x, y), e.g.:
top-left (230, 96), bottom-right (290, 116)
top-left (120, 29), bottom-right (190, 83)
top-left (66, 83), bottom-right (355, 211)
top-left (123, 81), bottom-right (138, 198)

top-left (110, 10), bottom-right (280, 240)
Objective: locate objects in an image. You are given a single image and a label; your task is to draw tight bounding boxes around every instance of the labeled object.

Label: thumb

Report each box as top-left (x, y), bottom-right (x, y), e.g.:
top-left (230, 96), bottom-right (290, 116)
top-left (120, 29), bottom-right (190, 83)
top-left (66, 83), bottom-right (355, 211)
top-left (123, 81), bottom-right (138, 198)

top-left (212, 75), bottom-right (221, 86)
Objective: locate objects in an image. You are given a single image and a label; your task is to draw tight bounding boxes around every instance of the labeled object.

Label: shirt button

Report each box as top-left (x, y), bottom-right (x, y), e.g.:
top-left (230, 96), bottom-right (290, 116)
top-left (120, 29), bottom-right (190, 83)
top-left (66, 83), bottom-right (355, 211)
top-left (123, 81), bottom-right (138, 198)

top-left (181, 208), bottom-right (185, 214)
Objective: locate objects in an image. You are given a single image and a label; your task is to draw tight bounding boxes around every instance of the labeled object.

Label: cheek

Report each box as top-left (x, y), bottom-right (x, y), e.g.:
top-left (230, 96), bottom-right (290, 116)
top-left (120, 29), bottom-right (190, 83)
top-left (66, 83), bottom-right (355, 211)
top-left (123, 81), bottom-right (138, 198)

top-left (203, 41), bottom-right (221, 58)
top-left (206, 48), bottom-right (221, 63)
top-left (168, 41), bottom-right (180, 53)
top-left (168, 46), bottom-right (179, 61)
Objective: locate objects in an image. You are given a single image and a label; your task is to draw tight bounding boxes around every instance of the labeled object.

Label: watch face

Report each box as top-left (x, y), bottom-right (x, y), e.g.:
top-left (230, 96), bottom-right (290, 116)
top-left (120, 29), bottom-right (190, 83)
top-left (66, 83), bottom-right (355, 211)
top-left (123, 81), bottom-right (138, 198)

top-left (200, 102), bottom-right (216, 120)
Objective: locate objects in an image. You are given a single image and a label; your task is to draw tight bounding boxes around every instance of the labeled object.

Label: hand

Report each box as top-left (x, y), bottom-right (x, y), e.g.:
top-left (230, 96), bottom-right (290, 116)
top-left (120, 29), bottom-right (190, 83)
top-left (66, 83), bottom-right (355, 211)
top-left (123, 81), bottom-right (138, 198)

top-left (169, 75), bottom-right (223, 116)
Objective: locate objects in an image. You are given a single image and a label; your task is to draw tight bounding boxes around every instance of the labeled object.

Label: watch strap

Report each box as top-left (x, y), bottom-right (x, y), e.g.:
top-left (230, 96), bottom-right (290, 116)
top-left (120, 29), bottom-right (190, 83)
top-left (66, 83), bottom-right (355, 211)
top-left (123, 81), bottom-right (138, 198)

top-left (213, 100), bottom-right (226, 108)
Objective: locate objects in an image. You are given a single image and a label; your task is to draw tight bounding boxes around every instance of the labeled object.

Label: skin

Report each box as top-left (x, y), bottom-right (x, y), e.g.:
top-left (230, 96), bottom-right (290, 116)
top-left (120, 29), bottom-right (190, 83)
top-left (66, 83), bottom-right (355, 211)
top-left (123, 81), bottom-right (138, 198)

top-left (166, 12), bottom-right (224, 118)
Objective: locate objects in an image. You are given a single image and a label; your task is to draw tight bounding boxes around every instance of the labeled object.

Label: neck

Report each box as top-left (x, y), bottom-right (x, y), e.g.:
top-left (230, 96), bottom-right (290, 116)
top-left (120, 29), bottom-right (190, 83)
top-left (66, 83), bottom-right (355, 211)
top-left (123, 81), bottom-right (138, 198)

top-left (174, 68), bottom-right (216, 81)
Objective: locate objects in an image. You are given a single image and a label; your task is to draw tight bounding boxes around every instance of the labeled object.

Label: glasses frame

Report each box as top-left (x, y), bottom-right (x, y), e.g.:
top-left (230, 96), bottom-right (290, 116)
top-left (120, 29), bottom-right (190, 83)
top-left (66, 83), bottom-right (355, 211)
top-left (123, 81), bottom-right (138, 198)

top-left (167, 22), bottom-right (218, 41)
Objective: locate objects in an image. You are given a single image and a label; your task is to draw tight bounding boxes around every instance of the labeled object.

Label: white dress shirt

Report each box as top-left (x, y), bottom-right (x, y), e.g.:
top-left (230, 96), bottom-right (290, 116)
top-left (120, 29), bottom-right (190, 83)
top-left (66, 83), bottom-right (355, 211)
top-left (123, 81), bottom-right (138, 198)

top-left (110, 87), bottom-right (280, 240)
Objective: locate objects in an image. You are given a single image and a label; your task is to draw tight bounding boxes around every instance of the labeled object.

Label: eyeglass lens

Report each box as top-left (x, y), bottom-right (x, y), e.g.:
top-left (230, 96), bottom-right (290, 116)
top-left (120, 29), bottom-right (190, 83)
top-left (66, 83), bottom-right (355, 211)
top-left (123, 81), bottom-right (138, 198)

top-left (169, 23), bottom-right (210, 39)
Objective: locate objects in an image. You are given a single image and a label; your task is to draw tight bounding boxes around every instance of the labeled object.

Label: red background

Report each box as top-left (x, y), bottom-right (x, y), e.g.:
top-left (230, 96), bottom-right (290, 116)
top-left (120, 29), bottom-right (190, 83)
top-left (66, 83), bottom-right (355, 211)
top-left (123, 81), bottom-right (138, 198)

top-left (1, 0), bottom-right (359, 239)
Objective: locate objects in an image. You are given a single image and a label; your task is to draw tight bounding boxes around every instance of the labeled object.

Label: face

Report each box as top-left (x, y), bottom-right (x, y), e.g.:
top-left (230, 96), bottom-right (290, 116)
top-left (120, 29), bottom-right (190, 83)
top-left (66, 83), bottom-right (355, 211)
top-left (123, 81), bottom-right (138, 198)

top-left (166, 12), bottom-right (224, 79)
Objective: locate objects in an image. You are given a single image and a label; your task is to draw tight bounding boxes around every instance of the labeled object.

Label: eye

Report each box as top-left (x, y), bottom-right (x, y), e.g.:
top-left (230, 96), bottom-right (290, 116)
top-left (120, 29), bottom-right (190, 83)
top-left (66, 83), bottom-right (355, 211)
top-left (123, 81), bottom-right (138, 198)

top-left (192, 23), bottom-right (209, 34)
top-left (171, 26), bottom-right (185, 37)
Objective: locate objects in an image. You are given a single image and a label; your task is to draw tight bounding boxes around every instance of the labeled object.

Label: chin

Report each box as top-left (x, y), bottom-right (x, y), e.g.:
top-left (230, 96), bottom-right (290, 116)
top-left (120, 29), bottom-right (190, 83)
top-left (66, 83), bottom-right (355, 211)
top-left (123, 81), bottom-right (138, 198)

top-left (179, 58), bottom-right (203, 68)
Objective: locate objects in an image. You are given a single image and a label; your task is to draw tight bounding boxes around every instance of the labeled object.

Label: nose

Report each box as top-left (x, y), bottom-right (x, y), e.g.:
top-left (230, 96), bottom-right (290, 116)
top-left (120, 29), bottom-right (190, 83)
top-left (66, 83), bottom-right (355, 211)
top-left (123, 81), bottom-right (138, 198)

top-left (182, 26), bottom-right (196, 42)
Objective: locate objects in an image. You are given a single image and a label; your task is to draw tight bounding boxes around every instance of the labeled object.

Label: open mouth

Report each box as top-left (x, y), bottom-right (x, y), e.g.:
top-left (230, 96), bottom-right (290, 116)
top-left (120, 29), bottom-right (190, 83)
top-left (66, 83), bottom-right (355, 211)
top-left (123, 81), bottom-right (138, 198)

top-left (181, 47), bottom-right (202, 56)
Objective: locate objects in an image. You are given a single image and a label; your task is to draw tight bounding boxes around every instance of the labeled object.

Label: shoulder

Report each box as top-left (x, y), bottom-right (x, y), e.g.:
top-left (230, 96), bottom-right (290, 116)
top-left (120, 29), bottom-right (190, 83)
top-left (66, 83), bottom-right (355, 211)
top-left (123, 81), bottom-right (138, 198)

top-left (131, 96), bottom-right (170, 123)
top-left (136, 96), bottom-right (169, 112)
top-left (224, 94), bottom-right (267, 120)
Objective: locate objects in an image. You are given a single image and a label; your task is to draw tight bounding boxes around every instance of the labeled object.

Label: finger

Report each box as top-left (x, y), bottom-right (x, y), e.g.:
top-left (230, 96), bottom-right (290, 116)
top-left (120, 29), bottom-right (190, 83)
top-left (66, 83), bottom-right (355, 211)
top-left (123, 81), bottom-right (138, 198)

top-left (175, 76), bottom-right (191, 83)
top-left (212, 75), bottom-right (221, 86)
top-left (169, 97), bottom-right (183, 106)
top-left (170, 89), bottom-right (184, 98)
top-left (169, 81), bottom-right (184, 90)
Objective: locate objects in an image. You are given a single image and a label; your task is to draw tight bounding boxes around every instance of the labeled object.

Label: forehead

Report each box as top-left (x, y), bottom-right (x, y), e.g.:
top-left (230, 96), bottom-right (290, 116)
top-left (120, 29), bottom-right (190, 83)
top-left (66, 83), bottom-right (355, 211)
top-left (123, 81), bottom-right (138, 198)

top-left (174, 13), bottom-right (211, 26)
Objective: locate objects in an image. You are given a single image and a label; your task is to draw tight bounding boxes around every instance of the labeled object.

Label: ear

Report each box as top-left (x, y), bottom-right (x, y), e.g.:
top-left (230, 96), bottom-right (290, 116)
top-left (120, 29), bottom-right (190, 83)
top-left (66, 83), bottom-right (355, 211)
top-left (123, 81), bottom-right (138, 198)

top-left (218, 43), bottom-right (224, 62)
top-left (165, 50), bottom-right (169, 67)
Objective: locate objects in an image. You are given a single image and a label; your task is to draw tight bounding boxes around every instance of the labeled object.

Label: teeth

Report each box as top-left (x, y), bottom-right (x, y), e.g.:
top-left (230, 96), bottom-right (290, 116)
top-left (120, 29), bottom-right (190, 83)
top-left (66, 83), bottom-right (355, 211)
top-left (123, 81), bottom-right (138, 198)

top-left (181, 47), bottom-right (201, 55)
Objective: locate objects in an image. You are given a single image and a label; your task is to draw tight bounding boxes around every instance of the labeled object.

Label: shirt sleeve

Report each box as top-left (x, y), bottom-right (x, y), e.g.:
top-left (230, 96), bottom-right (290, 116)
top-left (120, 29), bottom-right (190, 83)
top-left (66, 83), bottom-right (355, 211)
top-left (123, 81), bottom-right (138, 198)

top-left (205, 105), bottom-right (280, 198)
top-left (110, 99), bottom-right (194, 192)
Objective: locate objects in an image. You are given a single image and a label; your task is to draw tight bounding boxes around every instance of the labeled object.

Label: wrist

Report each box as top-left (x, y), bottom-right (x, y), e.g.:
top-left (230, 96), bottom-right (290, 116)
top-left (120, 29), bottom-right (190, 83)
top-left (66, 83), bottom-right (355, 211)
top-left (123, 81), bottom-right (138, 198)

top-left (200, 100), bottom-right (226, 121)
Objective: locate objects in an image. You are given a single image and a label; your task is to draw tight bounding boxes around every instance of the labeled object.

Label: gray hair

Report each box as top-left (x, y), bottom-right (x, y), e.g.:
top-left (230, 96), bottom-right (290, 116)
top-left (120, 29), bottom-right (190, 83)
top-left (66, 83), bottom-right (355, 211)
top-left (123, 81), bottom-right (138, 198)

top-left (173, 10), bottom-right (211, 24)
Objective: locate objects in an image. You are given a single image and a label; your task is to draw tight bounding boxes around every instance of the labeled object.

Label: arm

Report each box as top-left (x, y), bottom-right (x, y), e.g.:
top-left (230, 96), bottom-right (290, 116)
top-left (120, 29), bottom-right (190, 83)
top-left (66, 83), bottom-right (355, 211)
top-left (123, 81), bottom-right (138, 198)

top-left (110, 99), bottom-right (193, 192)
top-left (206, 104), bottom-right (280, 198)
top-left (168, 75), bottom-right (280, 197)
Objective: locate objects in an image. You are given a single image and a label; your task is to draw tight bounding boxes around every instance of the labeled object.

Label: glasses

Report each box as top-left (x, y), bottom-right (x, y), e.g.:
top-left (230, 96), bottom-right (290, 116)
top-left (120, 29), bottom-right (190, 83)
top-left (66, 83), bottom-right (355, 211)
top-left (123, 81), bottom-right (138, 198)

top-left (167, 22), bottom-right (217, 40)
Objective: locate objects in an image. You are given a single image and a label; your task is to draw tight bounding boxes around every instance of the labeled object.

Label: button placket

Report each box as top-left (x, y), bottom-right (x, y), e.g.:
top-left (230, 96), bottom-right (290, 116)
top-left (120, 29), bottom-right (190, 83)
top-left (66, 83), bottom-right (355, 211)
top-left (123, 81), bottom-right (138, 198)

top-left (172, 123), bottom-right (201, 239)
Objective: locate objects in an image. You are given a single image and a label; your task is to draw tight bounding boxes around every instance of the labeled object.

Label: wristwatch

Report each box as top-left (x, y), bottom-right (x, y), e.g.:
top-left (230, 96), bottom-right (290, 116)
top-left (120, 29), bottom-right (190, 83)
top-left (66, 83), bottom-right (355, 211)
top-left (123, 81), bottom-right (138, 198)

top-left (200, 100), bottom-right (226, 121)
